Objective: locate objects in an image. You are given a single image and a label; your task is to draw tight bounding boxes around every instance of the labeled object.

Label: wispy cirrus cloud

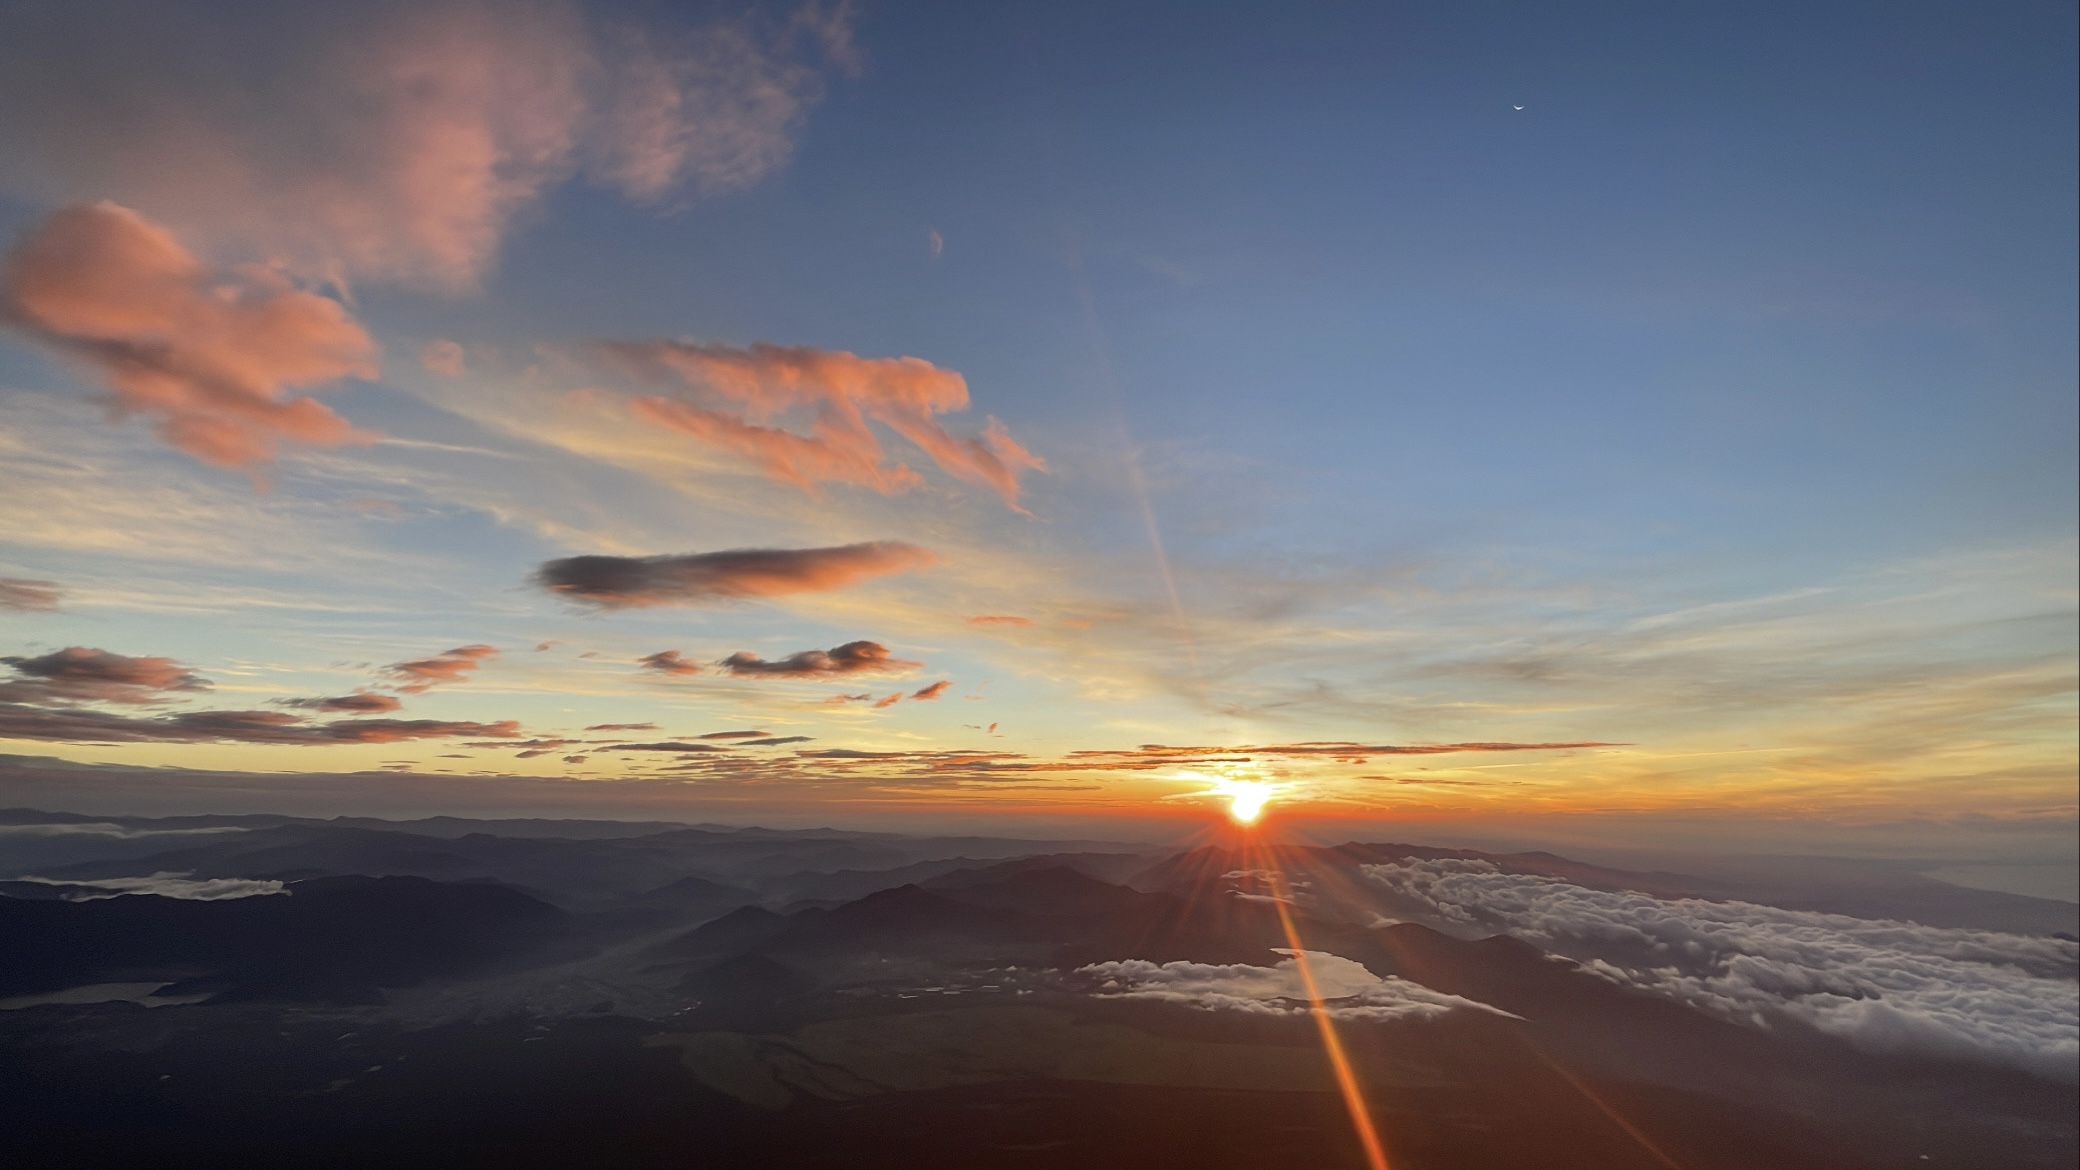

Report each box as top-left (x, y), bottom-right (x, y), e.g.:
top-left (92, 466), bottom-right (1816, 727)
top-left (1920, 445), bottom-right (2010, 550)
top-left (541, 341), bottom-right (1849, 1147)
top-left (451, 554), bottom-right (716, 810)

top-left (721, 640), bottom-right (919, 678)
top-left (535, 542), bottom-right (934, 607)
top-left (1, 202), bottom-right (378, 470)
top-left (608, 341), bottom-right (1044, 510)
top-left (0, 579), bottom-right (63, 611)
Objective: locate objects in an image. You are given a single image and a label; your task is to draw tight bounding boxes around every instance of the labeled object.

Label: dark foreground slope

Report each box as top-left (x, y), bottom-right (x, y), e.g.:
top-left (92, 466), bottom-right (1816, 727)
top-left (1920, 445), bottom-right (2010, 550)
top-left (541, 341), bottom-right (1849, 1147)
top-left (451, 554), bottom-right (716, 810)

top-left (0, 876), bottom-right (568, 1002)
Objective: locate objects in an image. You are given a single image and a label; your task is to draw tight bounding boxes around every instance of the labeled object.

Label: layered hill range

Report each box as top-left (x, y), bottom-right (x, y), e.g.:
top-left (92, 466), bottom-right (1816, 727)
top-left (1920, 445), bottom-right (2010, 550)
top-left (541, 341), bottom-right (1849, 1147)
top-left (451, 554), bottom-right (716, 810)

top-left (1, 808), bottom-right (2074, 1170)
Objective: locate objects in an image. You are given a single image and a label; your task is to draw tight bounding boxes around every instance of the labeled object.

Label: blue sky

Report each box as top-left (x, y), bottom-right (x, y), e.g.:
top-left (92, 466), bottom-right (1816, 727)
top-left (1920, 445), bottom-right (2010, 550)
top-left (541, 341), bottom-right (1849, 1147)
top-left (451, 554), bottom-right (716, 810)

top-left (0, 0), bottom-right (2071, 865)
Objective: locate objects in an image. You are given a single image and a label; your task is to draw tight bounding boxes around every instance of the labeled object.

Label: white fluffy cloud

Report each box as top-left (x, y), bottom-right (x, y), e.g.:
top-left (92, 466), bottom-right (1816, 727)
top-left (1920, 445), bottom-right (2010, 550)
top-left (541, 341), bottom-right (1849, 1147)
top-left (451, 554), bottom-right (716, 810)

top-left (1077, 948), bottom-right (1517, 1023)
top-left (20, 872), bottom-right (285, 900)
top-left (1362, 858), bottom-right (2080, 1082)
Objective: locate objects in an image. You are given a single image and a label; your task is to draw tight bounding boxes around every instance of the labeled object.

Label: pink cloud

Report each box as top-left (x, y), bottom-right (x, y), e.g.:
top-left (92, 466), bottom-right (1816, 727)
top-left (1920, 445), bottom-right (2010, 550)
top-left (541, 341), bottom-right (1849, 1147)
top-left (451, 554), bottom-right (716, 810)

top-left (966, 614), bottom-right (1032, 627)
top-left (637, 649), bottom-right (701, 676)
top-left (613, 341), bottom-right (1045, 510)
top-left (871, 692), bottom-right (902, 709)
top-left (0, 646), bottom-right (208, 705)
top-left (384, 644), bottom-right (498, 693)
top-left (0, 2), bottom-right (856, 291)
top-left (1, 203), bottom-right (377, 470)
top-left (910, 680), bottom-right (951, 701)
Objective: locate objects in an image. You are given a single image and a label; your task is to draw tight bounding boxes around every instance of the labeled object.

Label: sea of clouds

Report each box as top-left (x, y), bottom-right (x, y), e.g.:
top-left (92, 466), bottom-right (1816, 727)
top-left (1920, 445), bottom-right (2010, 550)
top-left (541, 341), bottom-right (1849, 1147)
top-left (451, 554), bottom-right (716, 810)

top-left (18, 872), bottom-right (285, 900)
top-left (1362, 858), bottom-right (2080, 1081)
top-left (1078, 948), bottom-right (1518, 1023)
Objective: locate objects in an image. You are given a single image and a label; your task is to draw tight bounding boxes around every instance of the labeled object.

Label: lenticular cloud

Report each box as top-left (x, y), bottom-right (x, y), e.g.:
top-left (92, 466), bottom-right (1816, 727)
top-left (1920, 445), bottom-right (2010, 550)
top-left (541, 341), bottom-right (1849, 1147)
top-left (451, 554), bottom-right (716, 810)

top-left (1362, 858), bottom-right (2080, 1081)
top-left (1077, 949), bottom-right (1516, 1023)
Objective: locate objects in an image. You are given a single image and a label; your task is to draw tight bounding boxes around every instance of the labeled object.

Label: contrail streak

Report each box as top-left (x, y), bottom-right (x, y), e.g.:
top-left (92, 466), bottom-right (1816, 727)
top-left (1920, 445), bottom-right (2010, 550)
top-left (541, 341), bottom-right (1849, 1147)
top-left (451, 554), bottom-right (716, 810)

top-left (1063, 231), bottom-right (1205, 687)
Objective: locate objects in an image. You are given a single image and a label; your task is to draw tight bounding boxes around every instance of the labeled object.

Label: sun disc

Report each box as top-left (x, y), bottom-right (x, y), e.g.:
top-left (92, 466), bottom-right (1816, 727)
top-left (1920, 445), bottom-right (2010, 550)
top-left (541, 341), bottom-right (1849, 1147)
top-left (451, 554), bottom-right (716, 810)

top-left (1226, 781), bottom-right (1272, 824)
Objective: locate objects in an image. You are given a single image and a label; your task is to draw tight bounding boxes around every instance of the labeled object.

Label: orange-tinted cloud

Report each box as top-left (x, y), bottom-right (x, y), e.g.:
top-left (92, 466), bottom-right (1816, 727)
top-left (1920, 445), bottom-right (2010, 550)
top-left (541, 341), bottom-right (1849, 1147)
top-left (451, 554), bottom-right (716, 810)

top-left (0, 702), bottom-right (517, 744)
top-left (535, 541), bottom-right (933, 608)
top-left (721, 640), bottom-right (920, 678)
top-left (910, 680), bottom-right (951, 701)
top-left (0, 646), bottom-right (208, 705)
top-left (384, 644), bottom-right (498, 693)
top-left (585, 722), bottom-right (657, 731)
top-left (1, 203), bottom-right (377, 470)
top-left (637, 649), bottom-right (701, 676)
top-left (278, 689), bottom-right (403, 714)
top-left (613, 342), bottom-right (1045, 510)
top-left (0, 2), bottom-right (853, 291)
top-left (871, 692), bottom-right (903, 709)
top-left (966, 614), bottom-right (1032, 627)
top-left (0, 579), bottom-right (62, 611)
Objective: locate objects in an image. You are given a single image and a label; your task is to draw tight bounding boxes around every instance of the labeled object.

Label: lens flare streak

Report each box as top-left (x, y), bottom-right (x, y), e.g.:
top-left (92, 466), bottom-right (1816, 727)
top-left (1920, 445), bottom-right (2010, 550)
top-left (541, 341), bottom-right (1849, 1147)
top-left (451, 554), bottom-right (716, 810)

top-left (1250, 840), bottom-right (1392, 1170)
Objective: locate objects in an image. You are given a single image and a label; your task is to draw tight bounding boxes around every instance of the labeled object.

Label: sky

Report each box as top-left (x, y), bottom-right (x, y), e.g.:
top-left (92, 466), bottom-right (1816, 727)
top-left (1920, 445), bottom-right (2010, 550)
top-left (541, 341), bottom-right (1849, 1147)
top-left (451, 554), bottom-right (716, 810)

top-left (0, 0), bottom-right (2072, 866)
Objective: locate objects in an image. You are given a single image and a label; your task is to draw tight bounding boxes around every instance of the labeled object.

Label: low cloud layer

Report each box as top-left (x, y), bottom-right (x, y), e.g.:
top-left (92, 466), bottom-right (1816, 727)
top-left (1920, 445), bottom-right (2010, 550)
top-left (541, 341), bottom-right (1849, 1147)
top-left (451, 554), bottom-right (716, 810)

top-left (384, 644), bottom-right (497, 693)
top-left (1, 646), bottom-right (208, 705)
top-left (536, 542), bottom-right (934, 608)
top-left (1, 202), bottom-right (378, 469)
top-left (613, 341), bottom-right (1045, 509)
top-left (1078, 949), bottom-right (1516, 1023)
top-left (721, 640), bottom-right (919, 678)
top-left (1362, 858), bottom-right (2080, 1082)
top-left (19, 872), bottom-right (285, 900)
top-left (0, 703), bottom-right (518, 745)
